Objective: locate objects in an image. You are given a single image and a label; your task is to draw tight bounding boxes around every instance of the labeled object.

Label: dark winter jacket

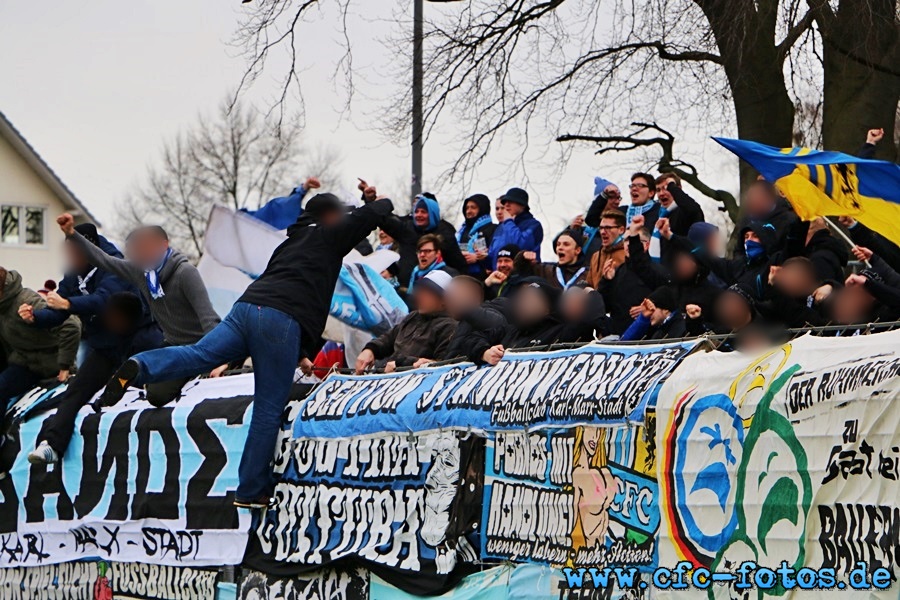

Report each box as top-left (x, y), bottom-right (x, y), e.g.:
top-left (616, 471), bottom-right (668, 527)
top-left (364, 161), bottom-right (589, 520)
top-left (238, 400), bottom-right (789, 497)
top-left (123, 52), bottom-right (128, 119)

top-left (733, 198), bottom-right (799, 258)
top-left (628, 236), bottom-right (720, 316)
top-left (380, 198), bottom-right (468, 290)
top-left (70, 233), bottom-right (220, 346)
top-left (532, 261), bottom-right (589, 291)
top-left (456, 194), bottom-right (497, 279)
top-left (441, 298), bottom-right (510, 361)
top-left (803, 229), bottom-right (849, 282)
top-left (663, 183), bottom-right (706, 237)
top-left (0, 270), bottom-right (81, 377)
top-left (242, 198), bottom-right (395, 360)
top-left (31, 234), bottom-right (138, 353)
top-left (363, 310), bottom-right (457, 367)
top-left (465, 284), bottom-right (602, 363)
top-left (846, 221), bottom-right (900, 274)
top-left (588, 244), bottom-right (652, 335)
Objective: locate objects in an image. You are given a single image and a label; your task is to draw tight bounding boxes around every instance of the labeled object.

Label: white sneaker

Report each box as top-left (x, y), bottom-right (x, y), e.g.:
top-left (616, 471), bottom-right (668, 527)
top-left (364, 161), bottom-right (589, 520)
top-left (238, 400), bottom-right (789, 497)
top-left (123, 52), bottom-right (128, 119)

top-left (27, 441), bottom-right (59, 465)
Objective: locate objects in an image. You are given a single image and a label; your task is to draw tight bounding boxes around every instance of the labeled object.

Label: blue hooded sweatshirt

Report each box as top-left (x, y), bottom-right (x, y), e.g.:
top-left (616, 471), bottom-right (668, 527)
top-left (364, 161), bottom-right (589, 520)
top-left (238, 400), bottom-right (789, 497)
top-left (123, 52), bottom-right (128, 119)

top-left (414, 195), bottom-right (442, 233)
top-left (32, 235), bottom-right (143, 353)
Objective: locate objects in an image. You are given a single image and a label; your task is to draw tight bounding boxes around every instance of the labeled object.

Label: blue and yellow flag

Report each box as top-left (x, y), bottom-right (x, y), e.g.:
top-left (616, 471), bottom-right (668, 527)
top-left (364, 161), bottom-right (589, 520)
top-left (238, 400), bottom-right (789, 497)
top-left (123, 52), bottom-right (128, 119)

top-left (715, 137), bottom-right (900, 246)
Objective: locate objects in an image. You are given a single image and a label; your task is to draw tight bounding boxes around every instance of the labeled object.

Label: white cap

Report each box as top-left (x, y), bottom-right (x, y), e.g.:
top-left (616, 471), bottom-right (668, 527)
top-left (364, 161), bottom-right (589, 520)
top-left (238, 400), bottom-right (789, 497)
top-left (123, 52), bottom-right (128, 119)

top-left (419, 270), bottom-right (452, 295)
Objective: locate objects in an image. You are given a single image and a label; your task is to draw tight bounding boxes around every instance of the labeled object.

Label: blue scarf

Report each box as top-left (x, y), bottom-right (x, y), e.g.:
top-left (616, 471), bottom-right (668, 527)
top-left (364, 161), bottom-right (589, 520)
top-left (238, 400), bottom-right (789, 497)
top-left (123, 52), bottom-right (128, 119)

top-left (145, 248), bottom-right (173, 300)
top-left (648, 204), bottom-right (669, 263)
top-left (625, 200), bottom-right (657, 225)
top-left (408, 258), bottom-right (445, 294)
top-left (556, 266), bottom-right (586, 290)
top-left (744, 240), bottom-right (766, 262)
top-left (456, 214), bottom-right (492, 250)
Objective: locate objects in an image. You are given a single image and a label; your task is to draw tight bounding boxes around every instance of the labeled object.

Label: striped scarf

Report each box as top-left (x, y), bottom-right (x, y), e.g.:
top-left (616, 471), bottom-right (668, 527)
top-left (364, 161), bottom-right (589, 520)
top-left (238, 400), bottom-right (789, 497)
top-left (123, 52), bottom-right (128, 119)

top-left (647, 204), bottom-right (669, 263)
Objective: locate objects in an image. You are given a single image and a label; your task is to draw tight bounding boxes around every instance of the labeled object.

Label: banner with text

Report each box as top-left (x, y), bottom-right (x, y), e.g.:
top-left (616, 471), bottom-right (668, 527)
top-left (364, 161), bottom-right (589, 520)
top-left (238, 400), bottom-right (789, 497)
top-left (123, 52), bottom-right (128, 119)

top-left (295, 342), bottom-right (696, 438)
top-left (483, 420), bottom-right (658, 572)
top-left (0, 560), bottom-right (218, 600)
top-left (245, 421), bottom-right (483, 593)
top-left (656, 331), bottom-right (900, 598)
top-left (0, 375), bottom-right (312, 567)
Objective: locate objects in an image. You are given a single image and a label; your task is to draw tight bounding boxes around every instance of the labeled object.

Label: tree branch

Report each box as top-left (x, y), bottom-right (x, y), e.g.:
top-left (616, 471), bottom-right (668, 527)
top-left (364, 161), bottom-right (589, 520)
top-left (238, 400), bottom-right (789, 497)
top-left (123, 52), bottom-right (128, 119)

top-left (557, 122), bottom-right (739, 222)
top-left (776, 9), bottom-right (814, 63)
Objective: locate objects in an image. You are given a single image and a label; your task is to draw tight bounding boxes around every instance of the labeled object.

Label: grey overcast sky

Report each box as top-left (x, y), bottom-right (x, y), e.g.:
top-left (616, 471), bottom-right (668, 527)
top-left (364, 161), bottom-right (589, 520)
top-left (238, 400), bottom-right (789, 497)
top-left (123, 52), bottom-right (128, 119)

top-left (0, 1), bottom-right (738, 239)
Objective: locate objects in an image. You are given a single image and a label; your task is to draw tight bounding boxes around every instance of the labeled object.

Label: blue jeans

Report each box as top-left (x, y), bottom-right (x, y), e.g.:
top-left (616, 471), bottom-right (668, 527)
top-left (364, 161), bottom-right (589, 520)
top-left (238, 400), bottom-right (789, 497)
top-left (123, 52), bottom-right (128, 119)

top-left (131, 302), bottom-right (300, 500)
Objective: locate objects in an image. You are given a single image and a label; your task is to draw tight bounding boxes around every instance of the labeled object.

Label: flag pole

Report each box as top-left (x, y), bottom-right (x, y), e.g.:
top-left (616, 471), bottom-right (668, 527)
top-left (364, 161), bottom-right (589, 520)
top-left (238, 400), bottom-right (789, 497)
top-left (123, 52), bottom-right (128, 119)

top-left (824, 218), bottom-right (870, 267)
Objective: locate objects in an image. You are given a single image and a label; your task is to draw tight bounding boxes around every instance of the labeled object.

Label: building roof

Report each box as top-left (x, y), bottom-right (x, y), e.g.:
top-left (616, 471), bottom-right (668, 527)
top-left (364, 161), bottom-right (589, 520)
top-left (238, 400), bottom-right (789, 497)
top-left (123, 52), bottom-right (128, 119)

top-left (0, 111), bottom-right (100, 226)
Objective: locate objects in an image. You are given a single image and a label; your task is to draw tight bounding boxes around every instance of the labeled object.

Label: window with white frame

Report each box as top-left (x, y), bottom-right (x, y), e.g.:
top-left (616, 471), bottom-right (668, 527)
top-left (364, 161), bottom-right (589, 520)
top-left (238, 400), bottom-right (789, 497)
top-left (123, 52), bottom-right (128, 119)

top-left (1, 205), bottom-right (45, 245)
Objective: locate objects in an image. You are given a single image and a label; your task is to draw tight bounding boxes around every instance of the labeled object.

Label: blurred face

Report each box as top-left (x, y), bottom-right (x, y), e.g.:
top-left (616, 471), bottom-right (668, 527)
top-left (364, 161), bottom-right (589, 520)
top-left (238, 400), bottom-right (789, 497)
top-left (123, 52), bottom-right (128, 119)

top-left (774, 263), bottom-right (817, 298)
top-left (706, 232), bottom-right (725, 257)
top-left (561, 288), bottom-right (588, 322)
top-left (650, 306), bottom-right (671, 327)
top-left (378, 229), bottom-right (394, 246)
top-left (655, 178), bottom-right (677, 208)
top-left (104, 307), bottom-right (132, 336)
top-left (417, 242), bottom-right (438, 269)
top-left (830, 286), bottom-right (875, 325)
top-left (599, 217), bottom-right (625, 248)
top-left (715, 292), bottom-right (753, 330)
top-left (744, 185), bottom-right (776, 219)
top-left (555, 234), bottom-right (581, 265)
top-left (64, 241), bottom-right (89, 273)
top-left (413, 206), bottom-right (430, 228)
top-left (672, 253), bottom-right (699, 282)
top-left (603, 185), bottom-right (621, 209)
top-left (445, 280), bottom-right (482, 320)
top-left (413, 286), bottom-right (444, 314)
top-left (320, 210), bottom-right (344, 227)
top-left (495, 199), bottom-right (506, 223)
top-left (125, 230), bottom-right (169, 270)
top-left (502, 199), bottom-right (525, 217)
top-left (464, 201), bottom-right (479, 220)
top-left (513, 286), bottom-right (551, 326)
top-left (496, 256), bottom-right (514, 275)
top-left (629, 177), bottom-right (653, 206)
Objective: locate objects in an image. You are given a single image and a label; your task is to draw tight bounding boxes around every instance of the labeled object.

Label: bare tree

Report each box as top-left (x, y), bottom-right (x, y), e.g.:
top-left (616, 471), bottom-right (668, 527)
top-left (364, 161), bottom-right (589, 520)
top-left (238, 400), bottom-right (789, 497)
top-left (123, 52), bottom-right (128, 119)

top-left (233, 0), bottom-right (898, 224)
top-left (557, 122), bottom-right (739, 221)
top-left (116, 97), bottom-right (340, 260)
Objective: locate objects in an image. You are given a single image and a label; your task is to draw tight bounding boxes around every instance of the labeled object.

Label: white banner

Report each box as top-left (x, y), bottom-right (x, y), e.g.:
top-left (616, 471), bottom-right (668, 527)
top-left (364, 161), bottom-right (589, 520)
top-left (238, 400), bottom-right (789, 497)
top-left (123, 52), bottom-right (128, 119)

top-left (656, 331), bottom-right (900, 598)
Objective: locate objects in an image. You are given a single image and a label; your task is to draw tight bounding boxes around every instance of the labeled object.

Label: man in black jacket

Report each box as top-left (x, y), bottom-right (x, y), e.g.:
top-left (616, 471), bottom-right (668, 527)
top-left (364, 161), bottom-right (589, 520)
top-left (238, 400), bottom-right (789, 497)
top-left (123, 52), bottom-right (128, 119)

top-left (732, 180), bottom-right (799, 258)
top-left (355, 270), bottom-right (457, 372)
top-left (655, 173), bottom-right (705, 238)
top-left (101, 193), bottom-right (394, 507)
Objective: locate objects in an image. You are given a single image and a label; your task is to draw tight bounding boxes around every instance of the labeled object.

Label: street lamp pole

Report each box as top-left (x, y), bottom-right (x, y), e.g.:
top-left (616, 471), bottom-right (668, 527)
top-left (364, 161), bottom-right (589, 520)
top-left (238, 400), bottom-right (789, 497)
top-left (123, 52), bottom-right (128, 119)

top-left (411, 0), bottom-right (424, 200)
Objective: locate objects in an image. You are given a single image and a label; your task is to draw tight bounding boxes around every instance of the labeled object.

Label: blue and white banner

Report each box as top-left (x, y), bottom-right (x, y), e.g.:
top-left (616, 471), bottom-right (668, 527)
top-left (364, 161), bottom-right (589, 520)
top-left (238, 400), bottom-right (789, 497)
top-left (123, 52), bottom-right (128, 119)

top-left (294, 342), bottom-right (696, 438)
top-left (0, 375), bottom-right (267, 568)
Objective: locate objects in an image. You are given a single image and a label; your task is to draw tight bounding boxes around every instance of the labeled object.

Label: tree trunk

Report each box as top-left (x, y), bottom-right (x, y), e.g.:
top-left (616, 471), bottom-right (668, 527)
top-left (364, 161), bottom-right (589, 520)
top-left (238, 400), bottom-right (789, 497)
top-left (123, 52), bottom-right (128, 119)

top-left (821, 0), bottom-right (900, 161)
top-left (698, 0), bottom-right (796, 197)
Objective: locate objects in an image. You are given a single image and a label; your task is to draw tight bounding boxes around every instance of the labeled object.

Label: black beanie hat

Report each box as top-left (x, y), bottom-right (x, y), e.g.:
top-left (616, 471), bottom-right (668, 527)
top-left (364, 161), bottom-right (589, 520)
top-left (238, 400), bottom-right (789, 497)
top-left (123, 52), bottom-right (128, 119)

top-left (648, 286), bottom-right (679, 312)
top-left (304, 193), bottom-right (345, 218)
top-left (514, 276), bottom-right (562, 305)
top-left (74, 223), bottom-right (100, 246)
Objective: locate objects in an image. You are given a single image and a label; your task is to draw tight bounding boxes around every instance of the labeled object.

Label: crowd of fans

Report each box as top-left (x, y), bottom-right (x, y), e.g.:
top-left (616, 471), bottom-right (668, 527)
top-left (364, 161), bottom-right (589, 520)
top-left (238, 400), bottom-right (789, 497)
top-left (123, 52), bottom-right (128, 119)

top-left (0, 127), bottom-right (896, 493)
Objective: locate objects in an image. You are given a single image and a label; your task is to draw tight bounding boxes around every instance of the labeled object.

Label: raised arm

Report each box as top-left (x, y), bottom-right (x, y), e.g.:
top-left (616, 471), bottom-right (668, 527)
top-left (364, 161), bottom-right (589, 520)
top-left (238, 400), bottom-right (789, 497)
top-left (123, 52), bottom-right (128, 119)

top-left (329, 199), bottom-right (396, 256)
top-left (58, 214), bottom-right (142, 285)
